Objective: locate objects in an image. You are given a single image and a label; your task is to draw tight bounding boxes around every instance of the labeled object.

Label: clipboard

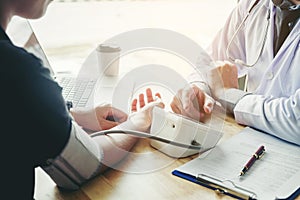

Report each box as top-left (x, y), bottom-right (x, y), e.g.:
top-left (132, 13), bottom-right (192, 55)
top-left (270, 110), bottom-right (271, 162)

top-left (172, 170), bottom-right (257, 200)
top-left (172, 127), bottom-right (300, 200)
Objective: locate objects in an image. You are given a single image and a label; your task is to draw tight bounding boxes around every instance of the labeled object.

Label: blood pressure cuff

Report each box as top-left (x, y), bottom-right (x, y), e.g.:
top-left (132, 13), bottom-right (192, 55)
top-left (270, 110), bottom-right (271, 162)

top-left (42, 121), bottom-right (103, 190)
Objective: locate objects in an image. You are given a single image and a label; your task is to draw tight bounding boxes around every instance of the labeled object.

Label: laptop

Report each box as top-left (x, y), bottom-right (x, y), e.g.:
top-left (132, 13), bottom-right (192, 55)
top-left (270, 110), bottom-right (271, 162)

top-left (7, 17), bottom-right (97, 108)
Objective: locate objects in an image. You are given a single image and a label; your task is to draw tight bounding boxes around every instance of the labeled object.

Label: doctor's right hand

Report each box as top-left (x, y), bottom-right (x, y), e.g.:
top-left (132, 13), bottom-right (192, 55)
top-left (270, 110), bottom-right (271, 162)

top-left (170, 84), bottom-right (215, 122)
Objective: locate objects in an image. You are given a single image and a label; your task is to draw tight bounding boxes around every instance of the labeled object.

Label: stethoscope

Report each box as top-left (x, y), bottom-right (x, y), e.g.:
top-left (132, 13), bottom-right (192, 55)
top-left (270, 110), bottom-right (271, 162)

top-left (226, 0), bottom-right (271, 67)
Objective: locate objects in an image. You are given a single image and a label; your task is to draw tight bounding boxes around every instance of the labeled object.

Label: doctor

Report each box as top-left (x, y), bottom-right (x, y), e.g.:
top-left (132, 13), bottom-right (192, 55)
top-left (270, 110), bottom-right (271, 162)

top-left (171, 0), bottom-right (300, 145)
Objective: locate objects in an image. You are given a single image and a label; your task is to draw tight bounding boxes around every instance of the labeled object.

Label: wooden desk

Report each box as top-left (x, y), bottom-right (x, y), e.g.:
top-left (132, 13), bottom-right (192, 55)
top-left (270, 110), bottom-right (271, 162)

top-left (34, 112), bottom-right (249, 200)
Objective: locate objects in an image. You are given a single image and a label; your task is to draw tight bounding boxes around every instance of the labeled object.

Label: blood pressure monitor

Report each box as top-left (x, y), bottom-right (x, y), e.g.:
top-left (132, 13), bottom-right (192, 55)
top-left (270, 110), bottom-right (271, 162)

top-left (150, 107), bottom-right (223, 158)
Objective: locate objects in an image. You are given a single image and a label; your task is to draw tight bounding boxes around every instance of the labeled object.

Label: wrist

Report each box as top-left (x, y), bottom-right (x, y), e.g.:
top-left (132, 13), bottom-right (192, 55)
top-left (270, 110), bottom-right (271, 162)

top-left (216, 88), bottom-right (251, 114)
top-left (189, 81), bottom-right (212, 96)
top-left (69, 107), bottom-right (100, 131)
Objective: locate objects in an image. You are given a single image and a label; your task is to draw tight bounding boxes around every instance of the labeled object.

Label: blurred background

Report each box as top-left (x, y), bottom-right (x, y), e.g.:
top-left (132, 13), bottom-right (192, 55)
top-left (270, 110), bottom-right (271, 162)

top-left (7, 0), bottom-right (237, 74)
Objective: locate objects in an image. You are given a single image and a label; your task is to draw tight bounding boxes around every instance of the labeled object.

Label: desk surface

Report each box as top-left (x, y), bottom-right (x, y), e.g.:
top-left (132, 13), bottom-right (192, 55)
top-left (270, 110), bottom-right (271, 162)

top-left (35, 112), bottom-right (300, 200)
top-left (35, 50), bottom-right (299, 200)
top-left (35, 113), bottom-right (245, 200)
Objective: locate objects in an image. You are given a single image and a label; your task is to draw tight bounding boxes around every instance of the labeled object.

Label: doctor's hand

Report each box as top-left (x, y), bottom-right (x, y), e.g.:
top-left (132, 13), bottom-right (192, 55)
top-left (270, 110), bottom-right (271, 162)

top-left (128, 88), bottom-right (165, 132)
top-left (170, 85), bottom-right (215, 122)
top-left (70, 104), bottom-right (128, 132)
top-left (207, 61), bottom-right (239, 99)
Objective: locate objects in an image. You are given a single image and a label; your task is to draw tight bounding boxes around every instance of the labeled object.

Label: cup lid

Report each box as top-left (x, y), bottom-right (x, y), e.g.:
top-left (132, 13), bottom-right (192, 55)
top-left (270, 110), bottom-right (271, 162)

top-left (97, 43), bottom-right (121, 52)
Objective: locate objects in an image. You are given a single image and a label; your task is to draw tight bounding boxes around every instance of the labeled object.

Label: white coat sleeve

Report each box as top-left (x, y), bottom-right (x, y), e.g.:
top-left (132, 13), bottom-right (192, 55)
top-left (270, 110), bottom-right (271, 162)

top-left (234, 90), bottom-right (300, 146)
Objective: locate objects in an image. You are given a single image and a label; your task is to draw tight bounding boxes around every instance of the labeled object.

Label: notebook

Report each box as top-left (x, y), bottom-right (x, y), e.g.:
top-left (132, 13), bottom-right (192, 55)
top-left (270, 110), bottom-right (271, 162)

top-left (7, 17), bottom-right (97, 108)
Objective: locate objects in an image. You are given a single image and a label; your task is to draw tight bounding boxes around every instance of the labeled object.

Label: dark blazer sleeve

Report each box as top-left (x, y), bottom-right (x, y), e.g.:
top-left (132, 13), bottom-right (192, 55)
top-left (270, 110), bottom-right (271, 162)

top-left (1, 41), bottom-right (72, 166)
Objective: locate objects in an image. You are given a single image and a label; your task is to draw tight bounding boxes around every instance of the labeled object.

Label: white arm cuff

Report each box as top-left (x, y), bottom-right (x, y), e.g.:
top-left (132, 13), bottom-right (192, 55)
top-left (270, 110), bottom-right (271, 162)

top-left (42, 121), bottom-right (103, 190)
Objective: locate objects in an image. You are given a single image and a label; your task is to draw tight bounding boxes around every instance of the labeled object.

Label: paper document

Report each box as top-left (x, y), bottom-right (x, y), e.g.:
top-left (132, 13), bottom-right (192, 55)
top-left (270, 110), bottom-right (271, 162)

top-left (173, 127), bottom-right (300, 200)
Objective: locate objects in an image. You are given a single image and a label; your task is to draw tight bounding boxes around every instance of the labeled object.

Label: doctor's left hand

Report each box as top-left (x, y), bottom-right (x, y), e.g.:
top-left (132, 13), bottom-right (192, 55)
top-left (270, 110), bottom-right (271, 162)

top-left (207, 61), bottom-right (239, 99)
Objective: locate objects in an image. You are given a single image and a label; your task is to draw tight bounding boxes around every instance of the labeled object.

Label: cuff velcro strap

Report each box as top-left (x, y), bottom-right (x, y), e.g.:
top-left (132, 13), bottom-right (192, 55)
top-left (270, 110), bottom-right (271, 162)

top-left (42, 121), bottom-right (103, 190)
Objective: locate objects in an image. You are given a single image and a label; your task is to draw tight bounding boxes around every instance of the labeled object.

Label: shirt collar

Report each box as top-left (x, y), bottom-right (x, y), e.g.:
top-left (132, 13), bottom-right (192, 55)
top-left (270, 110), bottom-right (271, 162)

top-left (272, 0), bottom-right (300, 10)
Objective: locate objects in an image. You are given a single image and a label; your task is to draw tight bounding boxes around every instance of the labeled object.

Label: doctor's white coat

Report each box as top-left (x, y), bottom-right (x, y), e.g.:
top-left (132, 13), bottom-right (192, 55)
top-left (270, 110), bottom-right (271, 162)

top-left (207, 0), bottom-right (300, 145)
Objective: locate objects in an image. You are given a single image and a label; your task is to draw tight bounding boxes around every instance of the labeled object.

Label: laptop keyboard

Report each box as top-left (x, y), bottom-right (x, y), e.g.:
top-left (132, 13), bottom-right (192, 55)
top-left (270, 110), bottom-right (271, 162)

top-left (56, 77), bottom-right (96, 108)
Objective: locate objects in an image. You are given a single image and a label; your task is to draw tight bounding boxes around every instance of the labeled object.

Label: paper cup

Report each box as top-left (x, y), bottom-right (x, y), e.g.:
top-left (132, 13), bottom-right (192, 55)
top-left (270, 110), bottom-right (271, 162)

top-left (97, 43), bottom-right (121, 76)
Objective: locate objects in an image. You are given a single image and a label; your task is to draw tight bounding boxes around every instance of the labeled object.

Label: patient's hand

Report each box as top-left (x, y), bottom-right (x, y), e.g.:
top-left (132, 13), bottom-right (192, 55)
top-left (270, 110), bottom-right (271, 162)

top-left (70, 104), bottom-right (128, 131)
top-left (128, 88), bottom-right (165, 132)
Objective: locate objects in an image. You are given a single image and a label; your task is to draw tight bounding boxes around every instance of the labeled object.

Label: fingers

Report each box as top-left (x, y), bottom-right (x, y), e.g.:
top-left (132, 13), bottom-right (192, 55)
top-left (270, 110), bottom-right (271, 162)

top-left (131, 98), bottom-right (138, 112)
top-left (170, 85), bottom-right (215, 122)
top-left (203, 93), bottom-right (215, 114)
top-left (131, 88), bottom-right (162, 112)
top-left (155, 93), bottom-right (165, 109)
top-left (170, 95), bottom-right (182, 114)
top-left (180, 86), bottom-right (203, 120)
top-left (139, 93), bottom-right (145, 108)
top-left (193, 86), bottom-right (215, 114)
top-left (155, 92), bottom-right (161, 99)
top-left (146, 88), bottom-right (161, 102)
top-left (211, 61), bottom-right (239, 90)
top-left (146, 88), bottom-right (154, 103)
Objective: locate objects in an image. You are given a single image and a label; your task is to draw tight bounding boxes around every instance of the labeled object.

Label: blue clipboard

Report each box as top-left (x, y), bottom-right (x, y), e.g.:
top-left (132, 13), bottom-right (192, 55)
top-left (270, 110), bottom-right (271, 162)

top-left (172, 170), bottom-right (257, 200)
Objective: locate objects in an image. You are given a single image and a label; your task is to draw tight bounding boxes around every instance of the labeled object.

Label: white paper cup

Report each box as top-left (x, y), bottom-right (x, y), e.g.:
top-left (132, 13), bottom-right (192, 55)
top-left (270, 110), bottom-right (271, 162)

top-left (97, 43), bottom-right (121, 76)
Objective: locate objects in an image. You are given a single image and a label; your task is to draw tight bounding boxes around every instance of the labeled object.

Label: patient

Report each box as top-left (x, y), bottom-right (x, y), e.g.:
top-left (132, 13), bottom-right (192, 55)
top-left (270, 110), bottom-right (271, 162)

top-left (0, 0), bottom-right (164, 199)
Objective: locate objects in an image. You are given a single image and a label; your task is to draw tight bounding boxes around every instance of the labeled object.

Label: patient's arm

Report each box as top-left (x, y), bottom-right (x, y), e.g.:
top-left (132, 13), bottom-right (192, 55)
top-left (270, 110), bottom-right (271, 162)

top-left (43, 88), bottom-right (165, 190)
top-left (93, 88), bottom-right (164, 172)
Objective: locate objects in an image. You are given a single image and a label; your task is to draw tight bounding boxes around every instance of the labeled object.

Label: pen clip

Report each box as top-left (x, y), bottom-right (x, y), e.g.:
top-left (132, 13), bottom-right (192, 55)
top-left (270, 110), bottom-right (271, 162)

top-left (257, 150), bottom-right (265, 159)
top-left (196, 174), bottom-right (257, 200)
top-left (255, 146), bottom-right (265, 159)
